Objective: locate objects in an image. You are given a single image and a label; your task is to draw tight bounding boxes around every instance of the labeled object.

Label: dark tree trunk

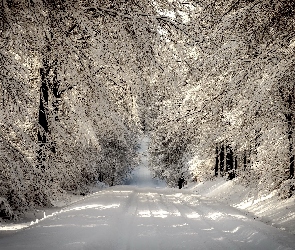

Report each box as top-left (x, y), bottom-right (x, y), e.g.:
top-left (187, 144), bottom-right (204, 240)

top-left (254, 128), bottom-right (261, 155)
top-left (215, 144), bottom-right (236, 179)
top-left (226, 145), bottom-right (234, 180)
top-left (38, 68), bottom-right (49, 142)
top-left (35, 60), bottom-right (54, 207)
top-left (37, 63), bottom-right (50, 170)
top-left (99, 172), bottom-right (103, 182)
top-left (234, 155), bottom-right (237, 177)
top-left (286, 113), bottom-right (294, 179)
top-left (220, 144), bottom-right (225, 176)
top-left (215, 145), bottom-right (219, 177)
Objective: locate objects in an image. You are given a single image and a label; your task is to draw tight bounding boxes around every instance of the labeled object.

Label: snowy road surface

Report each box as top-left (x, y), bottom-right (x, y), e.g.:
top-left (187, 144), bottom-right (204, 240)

top-left (1, 186), bottom-right (295, 250)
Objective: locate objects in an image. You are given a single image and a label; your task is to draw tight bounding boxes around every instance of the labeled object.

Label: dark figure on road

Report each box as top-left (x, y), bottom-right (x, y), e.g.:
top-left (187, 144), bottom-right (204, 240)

top-left (178, 177), bottom-right (185, 189)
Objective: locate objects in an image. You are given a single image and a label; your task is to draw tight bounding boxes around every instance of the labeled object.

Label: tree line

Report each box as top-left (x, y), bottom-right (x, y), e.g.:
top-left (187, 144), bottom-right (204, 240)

top-left (1, 0), bottom-right (295, 219)
top-left (0, 0), bottom-right (161, 218)
top-left (148, 0), bottom-right (295, 199)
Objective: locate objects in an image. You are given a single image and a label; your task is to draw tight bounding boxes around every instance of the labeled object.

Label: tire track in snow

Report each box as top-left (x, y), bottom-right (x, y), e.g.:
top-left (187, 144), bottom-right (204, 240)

top-left (176, 194), bottom-right (294, 250)
top-left (173, 194), bottom-right (242, 250)
top-left (156, 191), bottom-right (208, 250)
top-left (107, 187), bottom-right (138, 250)
top-left (187, 197), bottom-right (294, 250)
top-left (161, 192), bottom-right (236, 250)
top-left (1, 187), bottom-right (295, 250)
top-left (130, 190), bottom-right (163, 250)
top-left (118, 188), bottom-right (143, 250)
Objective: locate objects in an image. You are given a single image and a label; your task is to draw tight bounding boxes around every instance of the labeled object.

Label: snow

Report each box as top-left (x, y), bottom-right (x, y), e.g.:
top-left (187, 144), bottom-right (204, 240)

top-left (1, 186), bottom-right (295, 249)
top-left (188, 178), bottom-right (295, 235)
top-left (1, 138), bottom-right (295, 249)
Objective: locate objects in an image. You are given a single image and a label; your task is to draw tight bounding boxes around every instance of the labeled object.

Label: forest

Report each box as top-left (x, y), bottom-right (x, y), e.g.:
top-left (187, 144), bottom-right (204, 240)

top-left (1, 0), bottom-right (295, 219)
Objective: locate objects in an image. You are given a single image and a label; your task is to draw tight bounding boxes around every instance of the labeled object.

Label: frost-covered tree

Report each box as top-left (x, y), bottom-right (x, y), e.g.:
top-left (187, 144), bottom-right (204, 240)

top-left (148, 0), bottom-right (295, 195)
top-left (2, 0), bottom-right (295, 219)
top-left (0, 0), bottom-right (160, 217)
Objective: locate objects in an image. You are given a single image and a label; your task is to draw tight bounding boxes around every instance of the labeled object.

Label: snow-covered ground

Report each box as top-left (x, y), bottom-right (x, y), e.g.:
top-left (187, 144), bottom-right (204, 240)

top-left (1, 136), bottom-right (295, 249)
top-left (1, 186), bottom-right (295, 250)
top-left (188, 178), bottom-right (295, 235)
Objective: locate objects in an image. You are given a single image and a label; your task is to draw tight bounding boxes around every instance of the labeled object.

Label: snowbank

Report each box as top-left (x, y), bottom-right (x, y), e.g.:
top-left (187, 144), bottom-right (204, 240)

top-left (0, 182), bottom-right (108, 233)
top-left (187, 178), bottom-right (295, 234)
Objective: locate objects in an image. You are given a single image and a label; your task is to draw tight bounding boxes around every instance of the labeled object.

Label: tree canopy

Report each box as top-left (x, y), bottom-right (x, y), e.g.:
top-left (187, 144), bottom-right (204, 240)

top-left (1, 0), bottom-right (295, 218)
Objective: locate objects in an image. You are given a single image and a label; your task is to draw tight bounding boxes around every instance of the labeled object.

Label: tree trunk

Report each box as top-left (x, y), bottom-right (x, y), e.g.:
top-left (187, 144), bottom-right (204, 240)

top-left (234, 155), bottom-right (237, 177)
top-left (226, 145), bottom-right (234, 180)
top-left (35, 59), bottom-right (54, 207)
top-left (215, 144), bottom-right (219, 177)
top-left (37, 63), bottom-right (50, 171)
top-left (286, 113), bottom-right (294, 179)
top-left (220, 144), bottom-right (225, 176)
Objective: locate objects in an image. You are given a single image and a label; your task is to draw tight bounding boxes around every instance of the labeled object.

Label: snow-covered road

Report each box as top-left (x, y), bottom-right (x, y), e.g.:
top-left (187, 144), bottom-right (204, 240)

top-left (1, 186), bottom-right (295, 250)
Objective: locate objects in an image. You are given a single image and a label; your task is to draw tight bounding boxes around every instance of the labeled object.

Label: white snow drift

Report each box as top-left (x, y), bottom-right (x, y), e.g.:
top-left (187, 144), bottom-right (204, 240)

top-left (0, 186), bottom-right (295, 250)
